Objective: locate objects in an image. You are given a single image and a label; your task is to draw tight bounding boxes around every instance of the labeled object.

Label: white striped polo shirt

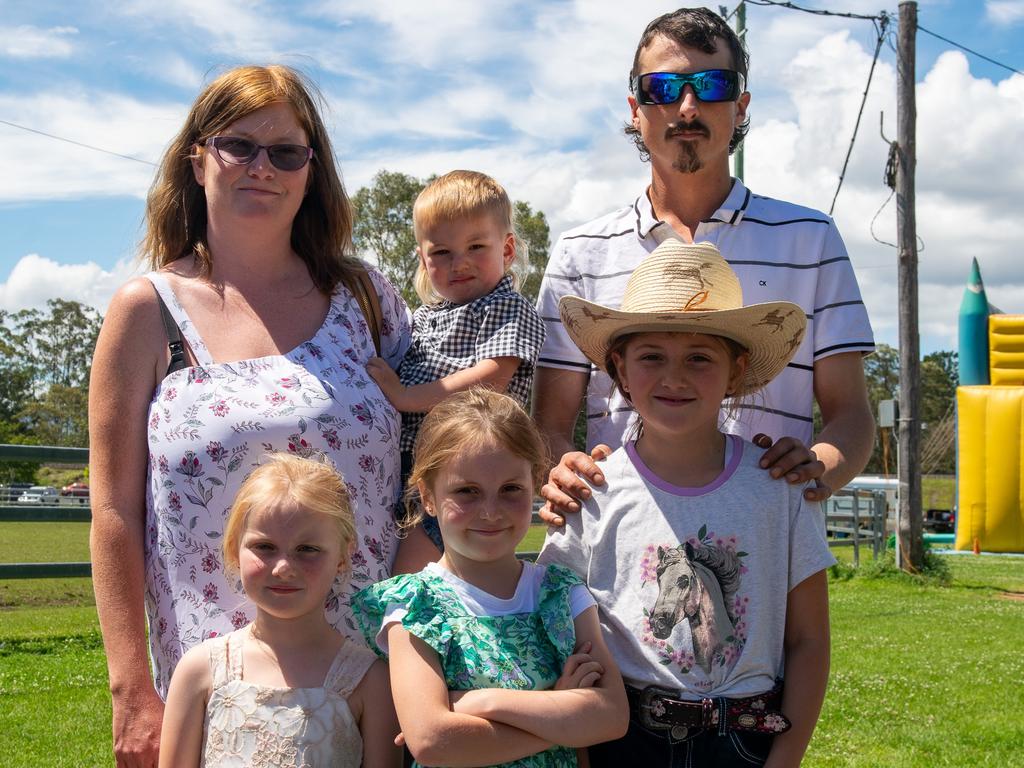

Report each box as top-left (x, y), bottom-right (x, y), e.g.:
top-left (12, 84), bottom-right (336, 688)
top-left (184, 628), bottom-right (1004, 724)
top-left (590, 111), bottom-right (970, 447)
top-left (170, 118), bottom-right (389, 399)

top-left (535, 179), bottom-right (875, 450)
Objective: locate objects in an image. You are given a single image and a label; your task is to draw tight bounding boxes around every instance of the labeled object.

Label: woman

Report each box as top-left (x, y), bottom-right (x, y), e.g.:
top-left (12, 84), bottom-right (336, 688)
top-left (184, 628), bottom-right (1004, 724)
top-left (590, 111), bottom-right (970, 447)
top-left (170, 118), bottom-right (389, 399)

top-left (88, 65), bottom-right (410, 766)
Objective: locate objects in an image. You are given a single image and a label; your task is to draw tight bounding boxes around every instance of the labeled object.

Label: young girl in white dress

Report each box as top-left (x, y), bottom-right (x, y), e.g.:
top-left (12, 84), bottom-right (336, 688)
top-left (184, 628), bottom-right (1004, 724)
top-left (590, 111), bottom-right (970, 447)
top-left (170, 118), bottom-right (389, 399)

top-left (352, 389), bottom-right (628, 767)
top-left (159, 454), bottom-right (400, 768)
top-left (540, 239), bottom-right (835, 768)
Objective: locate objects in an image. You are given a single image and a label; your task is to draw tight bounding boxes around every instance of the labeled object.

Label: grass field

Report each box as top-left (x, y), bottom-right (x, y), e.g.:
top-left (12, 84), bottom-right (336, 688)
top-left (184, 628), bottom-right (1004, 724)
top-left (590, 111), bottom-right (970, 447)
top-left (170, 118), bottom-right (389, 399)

top-left (921, 475), bottom-right (956, 511)
top-left (2, 523), bottom-right (1023, 767)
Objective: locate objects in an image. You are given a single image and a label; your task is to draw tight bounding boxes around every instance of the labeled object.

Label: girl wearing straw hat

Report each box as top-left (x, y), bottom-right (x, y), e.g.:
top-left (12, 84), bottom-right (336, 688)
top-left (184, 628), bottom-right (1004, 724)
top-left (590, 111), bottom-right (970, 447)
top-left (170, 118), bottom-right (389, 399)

top-left (540, 239), bottom-right (834, 768)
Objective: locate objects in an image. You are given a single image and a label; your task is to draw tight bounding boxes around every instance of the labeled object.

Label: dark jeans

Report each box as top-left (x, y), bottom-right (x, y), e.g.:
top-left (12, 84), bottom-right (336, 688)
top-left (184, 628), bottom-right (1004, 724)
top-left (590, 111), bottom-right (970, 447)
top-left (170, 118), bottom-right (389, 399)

top-left (399, 450), bottom-right (443, 551)
top-left (589, 715), bottom-right (775, 768)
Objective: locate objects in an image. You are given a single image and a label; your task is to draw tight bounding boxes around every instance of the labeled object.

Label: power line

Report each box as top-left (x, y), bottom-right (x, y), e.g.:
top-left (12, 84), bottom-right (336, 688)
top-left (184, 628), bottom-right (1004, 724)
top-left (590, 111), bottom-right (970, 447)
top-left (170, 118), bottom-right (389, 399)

top-left (741, 0), bottom-right (884, 22)
top-left (918, 24), bottom-right (1022, 76)
top-left (0, 118), bottom-right (157, 167)
top-left (830, 12), bottom-right (890, 215)
top-left (734, 2), bottom-right (1021, 78)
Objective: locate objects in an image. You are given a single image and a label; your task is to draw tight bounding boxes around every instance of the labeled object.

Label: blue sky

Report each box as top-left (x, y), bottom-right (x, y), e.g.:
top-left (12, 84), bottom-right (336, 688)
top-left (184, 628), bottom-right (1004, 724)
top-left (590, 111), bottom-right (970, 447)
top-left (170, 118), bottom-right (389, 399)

top-left (1, 0), bottom-right (1022, 355)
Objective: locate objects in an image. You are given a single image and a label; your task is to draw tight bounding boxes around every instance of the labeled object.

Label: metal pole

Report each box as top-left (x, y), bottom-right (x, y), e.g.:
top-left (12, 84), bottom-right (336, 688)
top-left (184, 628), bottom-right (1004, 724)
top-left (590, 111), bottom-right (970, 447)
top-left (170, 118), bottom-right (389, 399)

top-left (852, 491), bottom-right (861, 567)
top-left (897, 2), bottom-right (923, 571)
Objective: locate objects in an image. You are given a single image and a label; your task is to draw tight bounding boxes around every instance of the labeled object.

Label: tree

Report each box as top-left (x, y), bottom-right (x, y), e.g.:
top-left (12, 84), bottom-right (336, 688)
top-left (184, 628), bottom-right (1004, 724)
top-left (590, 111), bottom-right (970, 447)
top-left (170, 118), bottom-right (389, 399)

top-left (924, 350), bottom-right (958, 389)
top-left (861, 345), bottom-right (958, 475)
top-left (514, 201), bottom-right (551, 304)
top-left (352, 170), bottom-right (423, 308)
top-left (2, 300), bottom-right (102, 393)
top-left (864, 343), bottom-right (900, 406)
top-left (0, 300), bottom-right (103, 448)
top-left (352, 170), bottom-right (552, 307)
top-left (0, 313), bottom-right (33, 425)
top-left (860, 344), bottom-right (899, 475)
top-left (918, 351), bottom-right (958, 475)
top-left (20, 385), bottom-right (90, 447)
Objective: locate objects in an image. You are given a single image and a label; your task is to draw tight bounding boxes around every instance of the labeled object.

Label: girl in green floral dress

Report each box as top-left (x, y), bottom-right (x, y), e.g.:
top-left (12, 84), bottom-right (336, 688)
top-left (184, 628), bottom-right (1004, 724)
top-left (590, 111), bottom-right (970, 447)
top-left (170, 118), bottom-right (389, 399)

top-left (353, 389), bottom-right (628, 767)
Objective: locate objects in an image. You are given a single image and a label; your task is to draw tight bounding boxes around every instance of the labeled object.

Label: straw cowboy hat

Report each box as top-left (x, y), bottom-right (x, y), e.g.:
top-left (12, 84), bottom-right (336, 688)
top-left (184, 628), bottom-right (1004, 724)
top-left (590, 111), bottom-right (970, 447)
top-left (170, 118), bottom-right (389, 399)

top-left (558, 239), bottom-right (807, 396)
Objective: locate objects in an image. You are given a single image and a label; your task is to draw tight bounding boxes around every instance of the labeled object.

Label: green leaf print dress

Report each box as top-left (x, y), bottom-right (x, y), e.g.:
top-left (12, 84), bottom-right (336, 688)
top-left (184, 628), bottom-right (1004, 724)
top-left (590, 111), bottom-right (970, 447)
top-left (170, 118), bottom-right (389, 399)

top-left (352, 562), bottom-right (585, 768)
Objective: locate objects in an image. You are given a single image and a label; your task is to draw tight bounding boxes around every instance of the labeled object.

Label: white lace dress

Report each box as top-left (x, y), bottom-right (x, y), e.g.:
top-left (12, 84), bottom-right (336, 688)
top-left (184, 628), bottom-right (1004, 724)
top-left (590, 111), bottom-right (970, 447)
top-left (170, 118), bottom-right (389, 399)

top-left (201, 628), bottom-right (376, 767)
top-left (144, 267), bottom-right (411, 697)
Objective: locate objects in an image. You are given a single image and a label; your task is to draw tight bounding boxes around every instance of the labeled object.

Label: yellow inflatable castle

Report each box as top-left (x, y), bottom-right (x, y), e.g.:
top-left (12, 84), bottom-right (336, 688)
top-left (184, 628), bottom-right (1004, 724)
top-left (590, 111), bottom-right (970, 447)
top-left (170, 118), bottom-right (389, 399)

top-left (956, 259), bottom-right (1024, 553)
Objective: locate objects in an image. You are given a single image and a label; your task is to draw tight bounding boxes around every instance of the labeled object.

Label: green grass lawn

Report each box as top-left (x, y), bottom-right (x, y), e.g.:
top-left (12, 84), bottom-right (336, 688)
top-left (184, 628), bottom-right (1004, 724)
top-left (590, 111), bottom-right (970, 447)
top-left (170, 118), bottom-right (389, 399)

top-left (921, 475), bottom-right (956, 511)
top-left (0, 522), bottom-right (91, 563)
top-left (2, 528), bottom-right (1023, 766)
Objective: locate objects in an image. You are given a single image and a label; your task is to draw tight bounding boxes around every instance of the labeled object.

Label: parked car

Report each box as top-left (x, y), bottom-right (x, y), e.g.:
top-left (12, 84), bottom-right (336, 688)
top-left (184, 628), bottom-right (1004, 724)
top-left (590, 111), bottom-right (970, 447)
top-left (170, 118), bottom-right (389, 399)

top-left (16, 486), bottom-right (60, 504)
top-left (61, 482), bottom-right (90, 498)
top-left (924, 508), bottom-right (955, 534)
top-left (0, 482), bottom-right (33, 503)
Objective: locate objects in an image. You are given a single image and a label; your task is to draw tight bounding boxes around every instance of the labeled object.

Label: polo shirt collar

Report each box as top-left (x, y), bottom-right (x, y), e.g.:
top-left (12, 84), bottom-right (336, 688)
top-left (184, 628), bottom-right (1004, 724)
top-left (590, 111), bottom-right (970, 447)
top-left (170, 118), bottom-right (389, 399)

top-left (711, 177), bottom-right (753, 225)
top-left (633, 177), bottom-right (753, 240)
top-left (632, 189), bottom-right (663, 240)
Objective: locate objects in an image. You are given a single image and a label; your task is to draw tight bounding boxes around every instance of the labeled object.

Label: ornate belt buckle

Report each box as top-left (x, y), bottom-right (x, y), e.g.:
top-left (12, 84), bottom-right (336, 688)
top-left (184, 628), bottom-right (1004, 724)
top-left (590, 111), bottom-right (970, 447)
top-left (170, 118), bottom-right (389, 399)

top-left (637, 685), bottom-right (679, 731)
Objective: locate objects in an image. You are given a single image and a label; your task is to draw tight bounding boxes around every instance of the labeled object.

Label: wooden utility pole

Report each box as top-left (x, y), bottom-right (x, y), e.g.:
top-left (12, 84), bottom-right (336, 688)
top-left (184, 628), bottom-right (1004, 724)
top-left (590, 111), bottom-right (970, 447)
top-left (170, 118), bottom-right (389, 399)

top-left (896, 1), bottom-right (923, 571)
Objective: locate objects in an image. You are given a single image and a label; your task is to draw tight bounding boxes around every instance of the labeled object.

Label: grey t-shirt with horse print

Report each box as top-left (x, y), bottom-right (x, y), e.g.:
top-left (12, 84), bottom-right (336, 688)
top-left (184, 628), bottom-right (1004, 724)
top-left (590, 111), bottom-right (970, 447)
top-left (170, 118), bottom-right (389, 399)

top-left (539, 435), bottom-right (835, 699)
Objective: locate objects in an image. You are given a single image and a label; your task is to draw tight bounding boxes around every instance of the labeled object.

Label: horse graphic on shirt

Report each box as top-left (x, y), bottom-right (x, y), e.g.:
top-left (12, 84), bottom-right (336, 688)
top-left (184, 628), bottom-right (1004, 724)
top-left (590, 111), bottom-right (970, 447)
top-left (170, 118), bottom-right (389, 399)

top-left (650, 541), bottom-right (742, 674)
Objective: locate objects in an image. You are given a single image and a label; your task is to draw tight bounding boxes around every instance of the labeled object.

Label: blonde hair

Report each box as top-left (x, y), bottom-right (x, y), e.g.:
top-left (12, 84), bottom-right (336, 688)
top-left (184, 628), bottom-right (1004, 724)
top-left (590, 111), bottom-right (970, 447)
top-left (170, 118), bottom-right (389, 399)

top-left (412, 170), bottom-right (529, 304)
top-left (404, 388), bottom-right (548, 528)
top-left (223, 454), bottom-right (356, 572)
top-left (141, 64), bottom-right (360, 294)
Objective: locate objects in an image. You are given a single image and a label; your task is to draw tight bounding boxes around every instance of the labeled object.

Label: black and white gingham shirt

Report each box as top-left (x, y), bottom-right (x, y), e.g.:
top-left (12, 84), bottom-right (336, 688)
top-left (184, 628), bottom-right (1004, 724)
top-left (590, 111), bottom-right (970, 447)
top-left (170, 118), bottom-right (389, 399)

top-left (398, 274), bottom-right (546, 452)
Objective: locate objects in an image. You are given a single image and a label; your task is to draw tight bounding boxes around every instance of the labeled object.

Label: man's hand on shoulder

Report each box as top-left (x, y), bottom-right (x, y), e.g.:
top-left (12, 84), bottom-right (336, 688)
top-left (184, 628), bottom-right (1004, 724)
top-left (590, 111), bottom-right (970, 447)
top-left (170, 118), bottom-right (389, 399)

top-left (753, 434), bottom-right (831, 503)
top-left (538, 445), bottom-right (613, 526)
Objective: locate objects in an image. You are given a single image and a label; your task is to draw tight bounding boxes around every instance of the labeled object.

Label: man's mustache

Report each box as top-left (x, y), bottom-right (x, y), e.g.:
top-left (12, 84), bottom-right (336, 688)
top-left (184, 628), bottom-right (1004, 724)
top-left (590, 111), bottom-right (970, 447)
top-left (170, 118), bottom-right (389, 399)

top-left (666, 121), bottom-right (710, 138)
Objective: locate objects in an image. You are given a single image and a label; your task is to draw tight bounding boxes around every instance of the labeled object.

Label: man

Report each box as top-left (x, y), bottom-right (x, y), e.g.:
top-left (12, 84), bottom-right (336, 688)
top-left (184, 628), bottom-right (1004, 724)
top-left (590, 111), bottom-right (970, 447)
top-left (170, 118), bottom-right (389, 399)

top-left (534, 7), bottom-right (875, 514)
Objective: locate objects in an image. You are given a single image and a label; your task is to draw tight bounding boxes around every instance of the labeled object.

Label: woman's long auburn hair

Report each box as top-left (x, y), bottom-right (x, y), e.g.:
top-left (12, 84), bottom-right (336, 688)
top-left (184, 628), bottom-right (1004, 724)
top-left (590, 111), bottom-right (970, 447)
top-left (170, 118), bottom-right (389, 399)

top-left (141, 65), bottom-right (357, 293)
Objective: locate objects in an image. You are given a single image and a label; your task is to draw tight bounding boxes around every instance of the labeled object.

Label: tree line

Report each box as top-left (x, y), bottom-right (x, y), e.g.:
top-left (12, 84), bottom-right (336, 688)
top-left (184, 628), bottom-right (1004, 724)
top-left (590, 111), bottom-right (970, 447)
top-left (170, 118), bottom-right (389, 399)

top-left (860, 344), bottom-right (957, 476)
top-left (0, 299), bottom-right (102, 480)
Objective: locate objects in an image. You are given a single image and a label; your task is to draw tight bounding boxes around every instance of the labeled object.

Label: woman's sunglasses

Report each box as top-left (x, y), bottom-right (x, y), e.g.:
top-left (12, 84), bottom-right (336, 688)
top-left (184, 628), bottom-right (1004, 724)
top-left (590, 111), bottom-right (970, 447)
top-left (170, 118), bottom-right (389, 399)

top-left (632, 70), bottom-right (745, 105)
top-left (203, 136), bottom-right (314, 171)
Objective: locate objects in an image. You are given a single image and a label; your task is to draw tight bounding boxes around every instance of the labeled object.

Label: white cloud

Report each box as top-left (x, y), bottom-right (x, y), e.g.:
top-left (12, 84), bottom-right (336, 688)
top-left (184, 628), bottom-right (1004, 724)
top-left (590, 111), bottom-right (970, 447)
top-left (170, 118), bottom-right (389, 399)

top-left (0, 91), bottom-right (184, 202)
top-left (0, 25), bottom-right (78, 59)
top-left (740, 35), bottom-right (1022, 349)
top-left (986, 0), bottom-right (1024, 24)
top-left (118, 0), bottom-right (301, 60)
top-left (0, 254), bottom-right (140, 314)
top-left (139, 54), bottom-right (206, 91)
top-left (916, 51), bottom-right (1024, 217)
top-left (315, 0), bottom-right (518, 67)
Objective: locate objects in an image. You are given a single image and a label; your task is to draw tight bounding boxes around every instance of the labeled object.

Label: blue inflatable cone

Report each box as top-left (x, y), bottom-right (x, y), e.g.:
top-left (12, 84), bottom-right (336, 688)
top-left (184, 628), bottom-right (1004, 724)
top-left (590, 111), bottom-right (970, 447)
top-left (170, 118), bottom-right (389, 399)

top-left (958, 258), bottom-right (990, 386)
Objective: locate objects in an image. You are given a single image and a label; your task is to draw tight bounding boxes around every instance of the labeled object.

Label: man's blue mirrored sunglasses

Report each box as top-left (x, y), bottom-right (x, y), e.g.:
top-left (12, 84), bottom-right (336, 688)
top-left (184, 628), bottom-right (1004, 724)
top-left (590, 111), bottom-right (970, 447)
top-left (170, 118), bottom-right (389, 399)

top-left (632, 70), bottom-right (745, 105)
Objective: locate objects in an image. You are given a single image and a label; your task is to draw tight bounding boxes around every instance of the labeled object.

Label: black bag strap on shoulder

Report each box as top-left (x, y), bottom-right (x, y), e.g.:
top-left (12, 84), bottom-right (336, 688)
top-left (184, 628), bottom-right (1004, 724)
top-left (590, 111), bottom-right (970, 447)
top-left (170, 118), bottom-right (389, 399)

top-left (151, 282), bottom-right (188, 377)
top-left (342, 265), bottom-right (383, 357)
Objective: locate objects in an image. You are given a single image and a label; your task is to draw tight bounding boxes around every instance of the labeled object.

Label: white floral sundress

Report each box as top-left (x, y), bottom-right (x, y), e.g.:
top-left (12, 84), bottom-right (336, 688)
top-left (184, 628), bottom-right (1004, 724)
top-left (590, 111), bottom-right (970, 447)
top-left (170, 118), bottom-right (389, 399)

top-left (201, 628), bottom-right (376, 767)
top-left (144, 267), bottom-right (411, 698)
